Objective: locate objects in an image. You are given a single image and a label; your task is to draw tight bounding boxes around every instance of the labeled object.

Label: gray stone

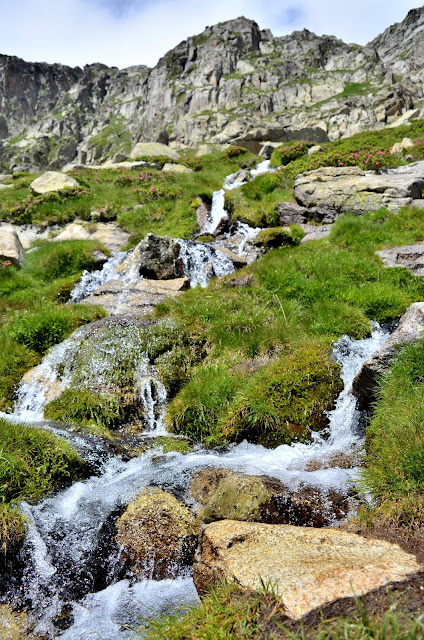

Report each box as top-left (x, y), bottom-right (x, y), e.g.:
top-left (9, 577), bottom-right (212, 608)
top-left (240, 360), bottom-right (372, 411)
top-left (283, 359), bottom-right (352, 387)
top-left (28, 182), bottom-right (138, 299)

top-left (294, 162), bottom-right (424, 219)
top-left (52, 221), bottom-right (129, 253)
top-left (162, 163), bottom-right (193, 173)
top-left (278, 202), bottom-right (308, 225)
top-left (352, 302), bottom-right (424, 410)
top-left (390, 137), bottom-right (414, 154)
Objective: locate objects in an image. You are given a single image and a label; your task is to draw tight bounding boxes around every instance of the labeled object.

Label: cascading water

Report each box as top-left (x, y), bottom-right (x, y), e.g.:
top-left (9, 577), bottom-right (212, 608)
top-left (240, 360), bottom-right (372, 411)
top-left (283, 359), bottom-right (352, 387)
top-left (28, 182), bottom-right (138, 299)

top-left (1, 323), bottom-right (391, 639)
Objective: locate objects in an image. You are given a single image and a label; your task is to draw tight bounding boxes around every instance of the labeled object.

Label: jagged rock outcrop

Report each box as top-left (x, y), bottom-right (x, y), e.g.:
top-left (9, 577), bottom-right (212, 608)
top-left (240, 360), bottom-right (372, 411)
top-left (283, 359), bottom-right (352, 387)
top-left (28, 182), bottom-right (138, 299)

top-left (2, 9), bottom-right (424, 172)
top-left (193, 520), bottom-right (421, 619)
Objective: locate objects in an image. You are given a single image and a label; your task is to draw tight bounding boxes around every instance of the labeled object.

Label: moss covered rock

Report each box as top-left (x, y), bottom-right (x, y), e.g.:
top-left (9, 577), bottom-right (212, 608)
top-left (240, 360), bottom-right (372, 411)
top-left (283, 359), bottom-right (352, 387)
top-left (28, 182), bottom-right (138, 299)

top-left (116, 488), bottom-right (198, 579)
top-left (30, 171), bottom-right (79, 195)
top-left (251, 226), bottom-right (303, 249)
top-left (190, 468), bottom-right (349, 526)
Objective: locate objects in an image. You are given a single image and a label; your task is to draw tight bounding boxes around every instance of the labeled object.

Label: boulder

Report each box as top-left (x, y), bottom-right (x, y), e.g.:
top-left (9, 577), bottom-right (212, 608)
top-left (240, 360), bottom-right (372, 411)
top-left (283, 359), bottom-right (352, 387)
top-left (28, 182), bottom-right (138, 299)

top-left (308, 145), bottom-right (324, 155)
top-left (300, 223), bottom-right (333, 243)
top-left (53, 221), bottom-right (129, 253)
top-left (352, 302), bottom-right (424, 410)
top-left (116, 488), bottom-right (197, 579)
top-left (0, 229), bottom-right (25, 266)
top-left (193, 520), bottom-right (420, 619)
top-left (30, 171), bottom-right (80, 195)
top-left (390, 137), bottom-right (414, 155)
top-left (224, 274), bottom-right (254, 288)
top-left (376, 242), bottom-right (424, 276)
top-left (190, 468), bottom-right (348, 526)
top-left (162, 163), bottom-right (193, 173)
top-left (116, 233), bottom-right (184, 280)
top-left (130, 142), bottom-right (180, 160)
top-left (294, 162), bottom-right (424, 220)
top-left (278, 202), bottom-right (308, 225)
top-left (258, 142), bottom-right (280, 158)
top-left (251, 226), bottom-right (295, 249)
top-left (79, 277), bottom-right (190, 316)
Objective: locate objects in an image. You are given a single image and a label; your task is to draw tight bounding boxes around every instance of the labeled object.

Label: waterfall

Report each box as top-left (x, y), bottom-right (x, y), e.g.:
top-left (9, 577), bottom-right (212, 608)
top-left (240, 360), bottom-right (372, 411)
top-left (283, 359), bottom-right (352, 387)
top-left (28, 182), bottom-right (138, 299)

top-left (178, 239), bottom-right (235, 287)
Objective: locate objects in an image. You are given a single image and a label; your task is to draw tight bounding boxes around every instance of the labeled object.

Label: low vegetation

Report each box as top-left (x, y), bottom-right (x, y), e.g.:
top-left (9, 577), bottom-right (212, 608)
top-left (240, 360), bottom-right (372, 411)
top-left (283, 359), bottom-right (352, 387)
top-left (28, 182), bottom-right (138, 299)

top-left (143, 581), bottom-right (424, 640)
top-left (0, 417), bottom-right (86, 556)
top-left (160, 207), bottom-right (424, 445)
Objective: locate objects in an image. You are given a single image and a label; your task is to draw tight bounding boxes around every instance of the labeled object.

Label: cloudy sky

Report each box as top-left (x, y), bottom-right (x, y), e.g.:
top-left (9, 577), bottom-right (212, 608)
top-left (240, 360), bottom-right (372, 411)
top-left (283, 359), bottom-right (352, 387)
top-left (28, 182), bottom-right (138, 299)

top-left (0, 0), bottom-right (419, 69)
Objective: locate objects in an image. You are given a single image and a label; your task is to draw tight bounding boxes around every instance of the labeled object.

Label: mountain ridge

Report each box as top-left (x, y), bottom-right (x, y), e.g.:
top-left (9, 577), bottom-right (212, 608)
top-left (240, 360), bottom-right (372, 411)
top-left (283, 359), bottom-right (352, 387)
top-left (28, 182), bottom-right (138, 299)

top-left (1, 8), bottom-right (424, 172)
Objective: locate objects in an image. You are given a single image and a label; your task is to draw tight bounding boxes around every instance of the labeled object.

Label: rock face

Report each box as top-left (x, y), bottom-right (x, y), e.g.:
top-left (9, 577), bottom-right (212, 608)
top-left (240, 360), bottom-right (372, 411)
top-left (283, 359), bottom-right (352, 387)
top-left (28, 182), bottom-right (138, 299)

top-left (2, 8), bottom-right (424, 171)
top-left (30, 171), bottom-right (79, 194)
top-left (116, 488), bottom-right (197, 579)
top-left (193, 520), bottom-right (421, 619)
top-left (294, 162), bottom-right (424, 221)
top-left (352, 302), bottom-right (424, 410)
top-left (190, 469), bottom-right (348, 526)
top-left (0, 228), bottom-right (25, 266)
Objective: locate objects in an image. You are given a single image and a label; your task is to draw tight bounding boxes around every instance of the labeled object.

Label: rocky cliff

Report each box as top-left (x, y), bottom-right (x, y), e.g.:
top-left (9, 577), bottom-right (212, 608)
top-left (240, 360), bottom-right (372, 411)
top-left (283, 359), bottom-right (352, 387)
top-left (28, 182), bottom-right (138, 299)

top-left (1, 8), bottom-right (424, 172)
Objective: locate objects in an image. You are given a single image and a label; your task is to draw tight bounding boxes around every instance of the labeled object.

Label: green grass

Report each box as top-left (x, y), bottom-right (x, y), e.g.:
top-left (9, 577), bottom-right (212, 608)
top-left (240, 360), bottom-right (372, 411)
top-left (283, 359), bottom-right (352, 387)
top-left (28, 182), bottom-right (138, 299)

top-left (0, 417), bottom-right (86, 555)
top-left (361, 339), bottom-right (424, 521)
top-left (156, 207), bottom-right (424, 445)
top-left (0, 150), bottom-right (258, 242)
top-left (142, 581), bottom-right (424, 640)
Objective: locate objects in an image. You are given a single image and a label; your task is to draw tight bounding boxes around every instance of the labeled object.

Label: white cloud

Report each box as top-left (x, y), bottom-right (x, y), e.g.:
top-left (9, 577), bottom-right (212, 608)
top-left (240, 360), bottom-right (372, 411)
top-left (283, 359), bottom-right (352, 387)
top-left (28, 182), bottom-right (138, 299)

top-left (0, 0), bottom-right (418, 69)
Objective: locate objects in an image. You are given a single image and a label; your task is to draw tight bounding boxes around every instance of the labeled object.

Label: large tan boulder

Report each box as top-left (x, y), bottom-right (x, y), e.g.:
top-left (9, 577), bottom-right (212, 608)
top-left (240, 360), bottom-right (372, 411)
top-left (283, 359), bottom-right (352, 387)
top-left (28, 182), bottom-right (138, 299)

top-left (116, 488), bottom-right (198, 579)
top-left (193, 520), bottom-right (420, 619)
top-left (190, 468), bottom-right (348, 526)
top-left (30, 171), bottom-right (80, 195)
top-left (0, 229), bottom-right (25, 266)
top-left (130, 142), bottom-right (180, 160)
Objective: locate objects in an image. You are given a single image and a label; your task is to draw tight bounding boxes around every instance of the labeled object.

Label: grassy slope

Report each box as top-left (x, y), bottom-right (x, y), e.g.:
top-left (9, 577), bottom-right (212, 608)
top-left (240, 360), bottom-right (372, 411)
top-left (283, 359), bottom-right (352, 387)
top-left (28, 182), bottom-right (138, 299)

top-left (1, 131), bottom-right (424, 631)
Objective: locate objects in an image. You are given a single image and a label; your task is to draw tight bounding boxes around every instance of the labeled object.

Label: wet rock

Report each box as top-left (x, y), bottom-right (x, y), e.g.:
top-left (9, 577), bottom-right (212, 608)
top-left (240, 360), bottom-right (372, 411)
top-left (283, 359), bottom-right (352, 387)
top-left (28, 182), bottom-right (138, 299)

top-left (130, 142), bottom-right (180, 160)
top-left (116, 488), bottom-right (198, 579)
top-left (213, 246), bottom-right (248, 268)
top-left (193, 520), bottom-right (421, 619)
top-left (195, 199), bottom-right (210, 230)
top-left (30, 171), bottom-right (79, 195)
top-left (353, 302), bottom-right (424, 410)
top-left (162, 163), bottom-right (193, 173)
top-left (79, 277), bottom-right (190, 316)
top-left (0, 228), bottom-right (25, 266)
top-left (278, 202), bottom-right (308, 225)
top-left (117, 233), bottom-right (184, 280)
top-left (52, 221), bottom-right (129, 253)
top-left (0, 605), bottom-right (34, 640)
top-left (294, 162), bottom-right (424, 219)
top-left (224, 274), bottom-right (254, 288)
top-left (190, 469), bottom-right (348, 527)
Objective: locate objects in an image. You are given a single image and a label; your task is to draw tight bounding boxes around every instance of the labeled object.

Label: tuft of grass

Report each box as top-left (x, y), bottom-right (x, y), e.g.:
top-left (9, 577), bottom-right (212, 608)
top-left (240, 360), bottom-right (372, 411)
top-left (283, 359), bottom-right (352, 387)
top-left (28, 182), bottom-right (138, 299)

top-left (362, 339), bottom-right (424, 502)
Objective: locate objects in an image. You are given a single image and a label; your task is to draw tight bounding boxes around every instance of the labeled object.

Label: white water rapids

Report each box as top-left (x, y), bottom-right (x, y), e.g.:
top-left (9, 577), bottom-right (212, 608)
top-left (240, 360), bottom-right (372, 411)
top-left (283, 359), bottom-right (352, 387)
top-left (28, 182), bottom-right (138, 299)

top-left (1, 323), bottom-right (390, 639)
top-left (0, 161), bottom-right (393, 639)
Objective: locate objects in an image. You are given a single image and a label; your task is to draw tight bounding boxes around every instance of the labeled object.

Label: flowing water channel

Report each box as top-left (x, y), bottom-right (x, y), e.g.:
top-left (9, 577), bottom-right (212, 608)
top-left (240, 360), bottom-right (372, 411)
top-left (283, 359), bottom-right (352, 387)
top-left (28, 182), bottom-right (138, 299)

top-left (0, 161), bottom-right (392, 638)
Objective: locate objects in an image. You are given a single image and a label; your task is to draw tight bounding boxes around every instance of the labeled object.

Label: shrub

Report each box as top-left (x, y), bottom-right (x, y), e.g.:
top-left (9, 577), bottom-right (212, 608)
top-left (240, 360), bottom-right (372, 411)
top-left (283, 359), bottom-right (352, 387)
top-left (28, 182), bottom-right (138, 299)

top-left (270, 140), bottom-right (314, 166)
